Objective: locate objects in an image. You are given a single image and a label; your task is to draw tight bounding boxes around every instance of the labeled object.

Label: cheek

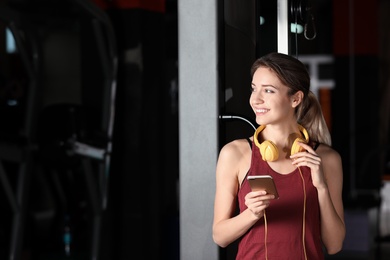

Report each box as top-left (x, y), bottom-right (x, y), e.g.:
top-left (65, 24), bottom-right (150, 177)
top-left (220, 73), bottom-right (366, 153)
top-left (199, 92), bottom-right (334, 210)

top-left (278, 99), bottom-right (294, 113)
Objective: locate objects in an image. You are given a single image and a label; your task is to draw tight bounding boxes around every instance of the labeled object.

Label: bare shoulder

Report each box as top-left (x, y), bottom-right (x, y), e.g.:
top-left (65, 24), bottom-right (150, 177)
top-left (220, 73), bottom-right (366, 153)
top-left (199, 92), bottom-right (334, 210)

top-left (219, 138), bottom-right (252, 161)
top-left (316, 143), bottom-right (342, 164)
top-left (316, 143), bottom-right (343, 180)
top-left (217, 138), bottom-right (252, 181)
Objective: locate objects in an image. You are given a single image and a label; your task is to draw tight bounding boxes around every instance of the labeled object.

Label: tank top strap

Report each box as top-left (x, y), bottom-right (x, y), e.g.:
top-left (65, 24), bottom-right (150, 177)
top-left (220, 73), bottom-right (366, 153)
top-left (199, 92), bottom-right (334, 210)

top-left (311, 141), bottom-right (320, 151)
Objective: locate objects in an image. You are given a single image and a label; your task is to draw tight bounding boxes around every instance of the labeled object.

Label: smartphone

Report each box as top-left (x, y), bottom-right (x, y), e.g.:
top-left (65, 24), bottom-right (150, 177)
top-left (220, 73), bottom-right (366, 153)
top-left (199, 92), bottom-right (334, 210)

top-left (247, 175), bottom-right (279, 199)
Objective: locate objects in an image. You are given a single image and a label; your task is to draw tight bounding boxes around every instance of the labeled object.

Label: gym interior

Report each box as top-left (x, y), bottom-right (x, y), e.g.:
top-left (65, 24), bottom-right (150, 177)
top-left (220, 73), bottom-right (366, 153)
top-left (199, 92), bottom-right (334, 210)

top-left (0, 0), bottom-right (389, 259)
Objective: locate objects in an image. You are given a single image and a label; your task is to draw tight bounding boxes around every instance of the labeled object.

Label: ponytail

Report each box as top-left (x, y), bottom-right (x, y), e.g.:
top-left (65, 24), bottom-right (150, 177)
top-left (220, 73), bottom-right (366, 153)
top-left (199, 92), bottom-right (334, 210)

top-left (297, 91), bottom-right (332, 146)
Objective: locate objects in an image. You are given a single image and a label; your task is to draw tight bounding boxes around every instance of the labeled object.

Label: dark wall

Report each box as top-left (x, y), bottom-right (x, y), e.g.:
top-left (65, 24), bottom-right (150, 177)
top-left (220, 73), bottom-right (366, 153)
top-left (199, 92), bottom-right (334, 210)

top-left (0, 1), bottom-right (180, 260)
top-left (331, 0), bottom-right (382, 206)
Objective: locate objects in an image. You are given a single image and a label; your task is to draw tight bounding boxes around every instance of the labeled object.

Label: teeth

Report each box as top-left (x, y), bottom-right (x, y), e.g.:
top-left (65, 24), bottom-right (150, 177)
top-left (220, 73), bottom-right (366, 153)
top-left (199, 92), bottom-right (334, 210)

top-left (256, 109), bottom-right (269, 113)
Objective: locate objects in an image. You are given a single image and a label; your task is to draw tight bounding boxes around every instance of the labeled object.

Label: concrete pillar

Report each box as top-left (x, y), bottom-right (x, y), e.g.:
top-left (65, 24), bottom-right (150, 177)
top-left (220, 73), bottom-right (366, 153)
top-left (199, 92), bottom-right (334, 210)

top-left (178, 0), bottom-right (219, 259)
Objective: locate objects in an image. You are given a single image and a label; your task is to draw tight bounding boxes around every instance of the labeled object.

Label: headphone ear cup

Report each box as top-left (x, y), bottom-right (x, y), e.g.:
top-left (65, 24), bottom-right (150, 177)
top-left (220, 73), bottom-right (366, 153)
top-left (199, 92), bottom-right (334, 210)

top-left (291, 137), bottom-right (307, 155)
top-left (291, 124), bottom-right (310, 155)
top-left (254, 125), bottom-right (279, 162)
top-left (259, 140), bottom-right (279, 162)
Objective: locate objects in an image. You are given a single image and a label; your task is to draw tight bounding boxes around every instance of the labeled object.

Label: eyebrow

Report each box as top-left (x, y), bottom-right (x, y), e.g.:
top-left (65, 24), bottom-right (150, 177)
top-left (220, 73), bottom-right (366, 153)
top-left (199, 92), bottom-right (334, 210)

top-left (252, 83), bottom-right (278, 89)
top-left (262, 84), bottom-right (277, 88)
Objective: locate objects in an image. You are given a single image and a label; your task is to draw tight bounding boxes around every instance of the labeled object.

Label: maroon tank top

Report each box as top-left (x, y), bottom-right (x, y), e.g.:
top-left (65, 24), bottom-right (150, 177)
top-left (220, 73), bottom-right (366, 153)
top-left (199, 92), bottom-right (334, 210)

top-left (236, 140), bottom-right (323, 260)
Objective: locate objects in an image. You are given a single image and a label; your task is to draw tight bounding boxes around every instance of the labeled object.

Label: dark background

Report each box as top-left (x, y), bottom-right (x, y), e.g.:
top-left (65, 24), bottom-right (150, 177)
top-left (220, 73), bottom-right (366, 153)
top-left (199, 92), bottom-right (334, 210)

top-left (0, 0), bottom-right (389, 259)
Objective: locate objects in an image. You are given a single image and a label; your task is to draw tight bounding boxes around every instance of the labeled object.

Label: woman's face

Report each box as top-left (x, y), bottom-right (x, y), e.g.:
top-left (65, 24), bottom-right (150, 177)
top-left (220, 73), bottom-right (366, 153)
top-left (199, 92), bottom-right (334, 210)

top-left (249, 67), bottom-right (296, 126)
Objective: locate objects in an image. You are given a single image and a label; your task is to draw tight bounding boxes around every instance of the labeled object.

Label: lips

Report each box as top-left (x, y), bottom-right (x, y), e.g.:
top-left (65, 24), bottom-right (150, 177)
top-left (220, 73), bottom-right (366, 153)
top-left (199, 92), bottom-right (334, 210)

top-left (255, 108), bottom-right (269, 113)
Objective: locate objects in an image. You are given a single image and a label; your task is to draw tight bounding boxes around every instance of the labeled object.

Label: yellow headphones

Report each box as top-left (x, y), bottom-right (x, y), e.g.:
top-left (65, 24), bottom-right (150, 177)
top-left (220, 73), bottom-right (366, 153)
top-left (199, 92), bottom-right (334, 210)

top-left (253, 124), bottom-right (309, 162)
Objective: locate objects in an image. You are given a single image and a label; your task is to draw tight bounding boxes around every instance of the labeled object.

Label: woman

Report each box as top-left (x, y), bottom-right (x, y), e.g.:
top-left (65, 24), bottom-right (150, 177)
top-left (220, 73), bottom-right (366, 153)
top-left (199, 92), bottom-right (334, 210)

top-left (212, 52), bottom-right (345, 259)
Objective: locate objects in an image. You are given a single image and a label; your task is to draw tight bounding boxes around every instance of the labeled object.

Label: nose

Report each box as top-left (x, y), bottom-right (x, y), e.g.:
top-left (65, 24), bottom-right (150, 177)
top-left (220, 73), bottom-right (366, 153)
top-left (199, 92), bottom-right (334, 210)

top-left (250, 91), bottom-right (264, 104)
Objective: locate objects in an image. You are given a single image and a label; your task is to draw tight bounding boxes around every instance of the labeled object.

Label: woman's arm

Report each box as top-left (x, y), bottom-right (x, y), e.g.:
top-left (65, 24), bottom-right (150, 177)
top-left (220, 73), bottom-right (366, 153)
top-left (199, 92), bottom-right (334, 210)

top-left (291, 143), bottom-right (345, 254)
top-left (316, 146), bottom-right (345, 254)
top-left (212, 139), bottom-right (274, 248)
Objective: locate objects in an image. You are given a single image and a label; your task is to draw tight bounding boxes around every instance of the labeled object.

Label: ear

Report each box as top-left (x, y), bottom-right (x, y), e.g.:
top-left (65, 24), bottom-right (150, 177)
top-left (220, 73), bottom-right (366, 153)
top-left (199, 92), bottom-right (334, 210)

top-left (291, 91), bottom-right (304, 108)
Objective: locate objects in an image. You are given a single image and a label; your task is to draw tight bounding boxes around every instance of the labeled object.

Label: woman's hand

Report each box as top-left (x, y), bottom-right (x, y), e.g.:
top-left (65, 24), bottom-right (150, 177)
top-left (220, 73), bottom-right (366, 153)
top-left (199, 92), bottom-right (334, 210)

top-left (290, 142), bottom-right (327, 190)
top-left (244, 190), bottom-right (275, 218)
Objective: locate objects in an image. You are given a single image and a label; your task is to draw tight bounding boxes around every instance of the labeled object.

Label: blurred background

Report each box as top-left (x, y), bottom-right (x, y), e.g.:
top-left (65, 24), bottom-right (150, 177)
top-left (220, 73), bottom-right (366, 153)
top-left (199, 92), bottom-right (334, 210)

top-left (0, 0), bottom-right (389, 259)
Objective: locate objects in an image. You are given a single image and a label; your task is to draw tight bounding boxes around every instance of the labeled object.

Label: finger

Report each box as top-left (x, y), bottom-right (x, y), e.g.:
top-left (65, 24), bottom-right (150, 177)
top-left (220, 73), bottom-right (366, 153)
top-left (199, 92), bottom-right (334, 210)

top-left (291, 157), bottom-right (321, 168)
top-left (245, 190), bottom-right (266, 200)
top-left (296, 159), bottom-right (321, 166)
top-left (296, 142), bottom-right (312, 152)
top-left (291, 154), bottom-right (320, 164)
top-left (296, 142), bottom-right (320, 157)
top-left (291, 150), bottom-right (321, 162)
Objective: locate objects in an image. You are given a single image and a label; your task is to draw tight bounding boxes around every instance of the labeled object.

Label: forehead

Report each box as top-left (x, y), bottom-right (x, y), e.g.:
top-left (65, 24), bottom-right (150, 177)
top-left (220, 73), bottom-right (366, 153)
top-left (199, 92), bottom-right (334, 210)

top-left (252, 67), bottom-right (284, 86)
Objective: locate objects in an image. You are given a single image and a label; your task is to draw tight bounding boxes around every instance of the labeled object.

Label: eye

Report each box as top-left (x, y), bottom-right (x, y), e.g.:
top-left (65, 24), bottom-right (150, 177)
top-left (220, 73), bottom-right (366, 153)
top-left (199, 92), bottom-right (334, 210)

top-left (264, 88), bottom-right (275, 93)
top-left (250, 85), bottom-right (255, 92)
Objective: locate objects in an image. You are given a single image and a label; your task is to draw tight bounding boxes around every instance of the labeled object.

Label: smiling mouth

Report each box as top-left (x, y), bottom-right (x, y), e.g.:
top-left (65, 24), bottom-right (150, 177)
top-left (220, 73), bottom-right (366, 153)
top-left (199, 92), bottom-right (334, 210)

top-left (255, 109), bottom-right (269, 113)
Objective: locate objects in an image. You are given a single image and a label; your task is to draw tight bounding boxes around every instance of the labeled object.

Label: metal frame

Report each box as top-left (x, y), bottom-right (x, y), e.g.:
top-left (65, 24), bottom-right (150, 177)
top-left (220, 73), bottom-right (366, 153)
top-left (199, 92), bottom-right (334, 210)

top-left (0, 0), bottom-right (117, 259)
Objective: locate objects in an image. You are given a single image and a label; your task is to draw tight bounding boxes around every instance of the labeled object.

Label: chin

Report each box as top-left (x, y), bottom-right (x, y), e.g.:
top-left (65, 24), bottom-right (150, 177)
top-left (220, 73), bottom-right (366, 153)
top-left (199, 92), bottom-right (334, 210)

top-left (255, 119), bottom-right (267, 126)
